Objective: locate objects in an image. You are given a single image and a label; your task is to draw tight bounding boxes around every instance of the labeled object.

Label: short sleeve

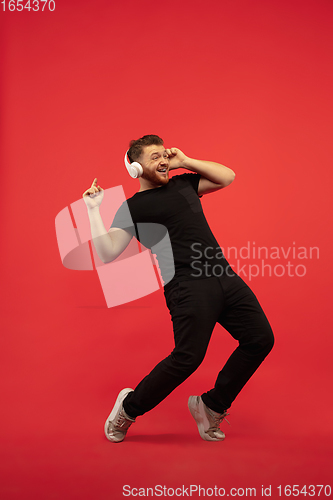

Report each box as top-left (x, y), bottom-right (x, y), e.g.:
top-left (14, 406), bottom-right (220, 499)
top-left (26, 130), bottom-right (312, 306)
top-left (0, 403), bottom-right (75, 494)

top-left (110, 200), bottom-right (136, 237)
top-left (172, 173), bottom-right (201, 194)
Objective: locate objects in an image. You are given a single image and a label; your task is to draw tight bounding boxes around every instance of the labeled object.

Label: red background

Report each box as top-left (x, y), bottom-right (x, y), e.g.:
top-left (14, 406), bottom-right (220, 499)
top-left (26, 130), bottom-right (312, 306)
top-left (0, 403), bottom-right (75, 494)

top-left (1, 0), bottom-right (332, 498)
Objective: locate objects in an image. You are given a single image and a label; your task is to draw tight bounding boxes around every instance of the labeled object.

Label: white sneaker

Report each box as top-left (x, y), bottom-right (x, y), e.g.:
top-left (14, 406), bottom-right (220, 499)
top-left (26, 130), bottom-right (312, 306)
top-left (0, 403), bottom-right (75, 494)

top-left (188, 396), bottom-right (229, 441)
top-left (104, 388), bottom-right (135, 443)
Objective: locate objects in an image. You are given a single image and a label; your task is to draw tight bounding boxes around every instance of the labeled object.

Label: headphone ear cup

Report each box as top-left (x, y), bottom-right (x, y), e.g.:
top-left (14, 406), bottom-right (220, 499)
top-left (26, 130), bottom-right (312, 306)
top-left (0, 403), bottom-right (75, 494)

top-left (124, 152), bottom-right (143, 178)
top-left (131, 162), bottom-right (143, 178)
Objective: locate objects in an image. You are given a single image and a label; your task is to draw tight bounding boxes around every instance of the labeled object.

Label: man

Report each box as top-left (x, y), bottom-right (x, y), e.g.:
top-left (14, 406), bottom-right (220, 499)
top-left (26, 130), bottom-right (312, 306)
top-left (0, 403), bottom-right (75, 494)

top-left (83, 134), bottom-right (274, 443)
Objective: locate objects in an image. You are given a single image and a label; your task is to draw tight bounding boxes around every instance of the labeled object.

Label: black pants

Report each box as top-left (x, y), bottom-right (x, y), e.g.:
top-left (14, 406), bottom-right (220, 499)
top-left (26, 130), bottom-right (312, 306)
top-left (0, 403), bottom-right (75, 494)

top-left (123, 272), bottom-right (274, 418)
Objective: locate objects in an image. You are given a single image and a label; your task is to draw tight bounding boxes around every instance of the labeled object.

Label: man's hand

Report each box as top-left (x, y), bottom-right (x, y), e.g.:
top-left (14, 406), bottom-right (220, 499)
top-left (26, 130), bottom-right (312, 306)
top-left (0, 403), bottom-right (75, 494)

top-left (165, 149), bottom-right (236, 195)
top-left (165, 148), bottom-right (189, 170)
top-left (83, 178), bottom-right (104, 209)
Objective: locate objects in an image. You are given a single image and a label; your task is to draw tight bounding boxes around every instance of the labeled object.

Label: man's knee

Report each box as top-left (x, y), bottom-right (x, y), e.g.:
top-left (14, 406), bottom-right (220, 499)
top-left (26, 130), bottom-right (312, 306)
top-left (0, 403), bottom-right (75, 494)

top-left (242, 323), bottom-right (274, 357)
top-left (261, 325), bottom-right (274, 354)
top-left (170, 349), bottom-right (206, 376)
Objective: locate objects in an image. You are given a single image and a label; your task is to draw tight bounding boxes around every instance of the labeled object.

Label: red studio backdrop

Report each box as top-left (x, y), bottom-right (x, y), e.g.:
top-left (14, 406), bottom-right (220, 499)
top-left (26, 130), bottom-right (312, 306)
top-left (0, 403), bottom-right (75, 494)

top-left (1, 1), bottom-right (332, 499)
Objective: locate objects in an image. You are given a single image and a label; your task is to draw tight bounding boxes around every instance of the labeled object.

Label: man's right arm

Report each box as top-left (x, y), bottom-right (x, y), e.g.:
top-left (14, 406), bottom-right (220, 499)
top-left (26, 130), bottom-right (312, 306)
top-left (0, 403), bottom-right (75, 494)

top-left (83, 178), bottom-right (132, 264)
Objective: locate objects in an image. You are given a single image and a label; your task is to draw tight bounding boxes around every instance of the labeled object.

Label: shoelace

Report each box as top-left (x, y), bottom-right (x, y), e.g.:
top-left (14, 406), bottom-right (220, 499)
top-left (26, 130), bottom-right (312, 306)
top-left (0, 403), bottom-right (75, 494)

top-left (218, 411), bottom-right (230, 426)
top-left (113, 410), bottom-right (133, 430)
top-left (208, 409), bottom-right (231, 429)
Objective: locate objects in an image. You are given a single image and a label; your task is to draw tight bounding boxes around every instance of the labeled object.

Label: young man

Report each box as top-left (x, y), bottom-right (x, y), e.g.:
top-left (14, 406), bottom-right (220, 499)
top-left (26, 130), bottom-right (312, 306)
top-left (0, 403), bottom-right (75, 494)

top-left (83, 135), bottom-right (274, 443)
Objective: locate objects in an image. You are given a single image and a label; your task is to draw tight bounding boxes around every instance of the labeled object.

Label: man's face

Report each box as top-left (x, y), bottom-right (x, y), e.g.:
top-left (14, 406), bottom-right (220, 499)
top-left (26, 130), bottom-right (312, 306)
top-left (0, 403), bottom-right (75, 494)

top-left (139, 145), bottom-right (170, 187)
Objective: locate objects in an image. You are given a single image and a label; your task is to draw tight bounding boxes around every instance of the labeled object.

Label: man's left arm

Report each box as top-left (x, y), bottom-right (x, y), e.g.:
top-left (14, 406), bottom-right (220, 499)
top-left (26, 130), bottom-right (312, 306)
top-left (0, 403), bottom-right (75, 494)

top-left (166, 148), bottom-right (236, 196)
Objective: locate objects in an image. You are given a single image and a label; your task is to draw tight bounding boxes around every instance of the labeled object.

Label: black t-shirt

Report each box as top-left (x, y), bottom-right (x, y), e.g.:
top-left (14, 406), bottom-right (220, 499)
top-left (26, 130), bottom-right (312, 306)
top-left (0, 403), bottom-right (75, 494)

top-left (111, 173), bottom-right (230, 287)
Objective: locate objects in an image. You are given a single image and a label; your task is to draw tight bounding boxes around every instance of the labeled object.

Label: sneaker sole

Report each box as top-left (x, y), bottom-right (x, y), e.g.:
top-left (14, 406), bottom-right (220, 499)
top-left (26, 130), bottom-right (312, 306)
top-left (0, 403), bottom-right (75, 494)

top-left (104, 388), bottom-right (134, 442)
top-left (188, 396), bottom-right (225, 442)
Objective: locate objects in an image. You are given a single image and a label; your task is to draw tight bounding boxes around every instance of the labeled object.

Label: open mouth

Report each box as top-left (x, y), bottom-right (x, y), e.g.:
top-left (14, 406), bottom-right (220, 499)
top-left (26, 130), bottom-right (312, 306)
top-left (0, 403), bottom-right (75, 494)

top-left (157, 168), bottom-right (168, 174)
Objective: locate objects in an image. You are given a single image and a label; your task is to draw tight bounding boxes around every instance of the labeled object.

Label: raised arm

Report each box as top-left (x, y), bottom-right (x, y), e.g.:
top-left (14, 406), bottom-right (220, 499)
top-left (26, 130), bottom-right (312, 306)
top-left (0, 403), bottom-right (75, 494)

top-left (83, 178), bottom-right (132, 263)
top-left (166, 148), bottom-right (235, 196)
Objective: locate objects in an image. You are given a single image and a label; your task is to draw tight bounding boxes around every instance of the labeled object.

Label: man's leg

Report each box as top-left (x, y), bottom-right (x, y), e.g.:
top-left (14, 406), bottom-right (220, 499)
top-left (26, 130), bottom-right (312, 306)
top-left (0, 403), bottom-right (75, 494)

top-left (123, 278), bottom-right (224, 418)
top-left (201, 274), bottom-right (274, 413)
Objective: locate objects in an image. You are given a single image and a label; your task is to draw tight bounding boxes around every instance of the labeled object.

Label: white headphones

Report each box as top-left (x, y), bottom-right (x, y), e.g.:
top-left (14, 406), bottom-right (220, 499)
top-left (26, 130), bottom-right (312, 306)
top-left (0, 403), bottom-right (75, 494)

top-left (124, 151), bottom-right (143, 179)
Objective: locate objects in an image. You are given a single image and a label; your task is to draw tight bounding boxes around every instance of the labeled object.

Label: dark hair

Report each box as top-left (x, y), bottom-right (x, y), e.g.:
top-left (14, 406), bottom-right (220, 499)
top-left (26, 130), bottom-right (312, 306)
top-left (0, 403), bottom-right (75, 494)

top-left (128, 134), bottom-right (164, 163)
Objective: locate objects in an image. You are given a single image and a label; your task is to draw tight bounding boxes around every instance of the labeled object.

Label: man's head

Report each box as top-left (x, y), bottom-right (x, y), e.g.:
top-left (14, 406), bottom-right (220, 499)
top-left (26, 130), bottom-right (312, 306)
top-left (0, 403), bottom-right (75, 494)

top-left (128, 135), bottom-right (164, 163)
top-left (128, 134), bottom-right (170, 190)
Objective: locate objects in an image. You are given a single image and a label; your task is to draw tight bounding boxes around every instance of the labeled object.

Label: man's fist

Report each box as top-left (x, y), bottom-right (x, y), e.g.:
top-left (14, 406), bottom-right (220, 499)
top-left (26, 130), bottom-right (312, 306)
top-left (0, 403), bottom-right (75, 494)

top-left (165, 148), bottom-right (189, 170)
top-left (83, 178), bottom-right (104, 209)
